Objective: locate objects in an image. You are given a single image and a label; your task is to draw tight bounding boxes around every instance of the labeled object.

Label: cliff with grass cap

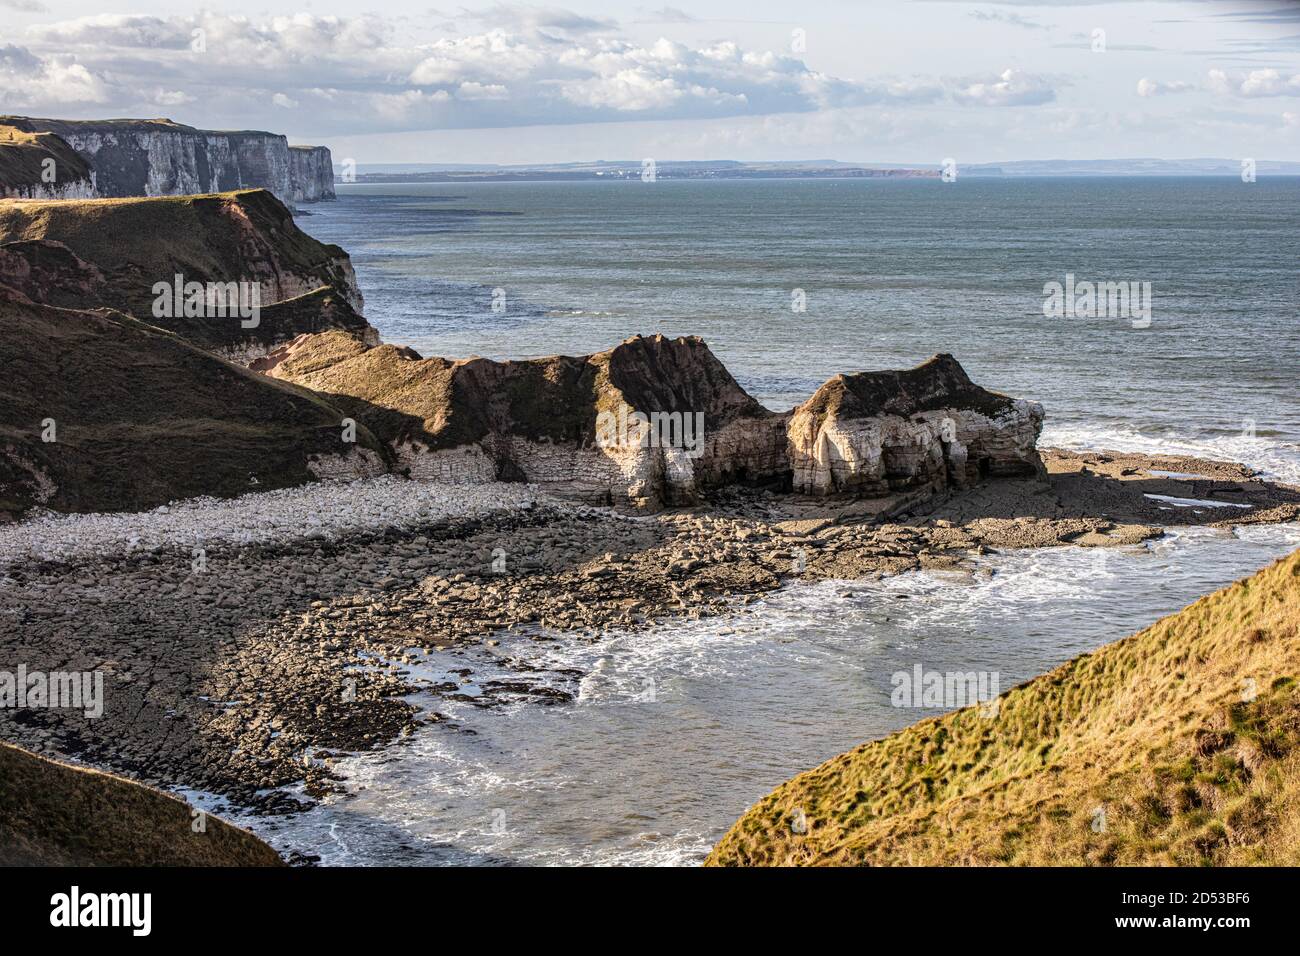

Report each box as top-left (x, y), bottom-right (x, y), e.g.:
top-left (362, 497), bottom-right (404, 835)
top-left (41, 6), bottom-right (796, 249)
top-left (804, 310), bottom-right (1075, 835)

top-left (264, 331), bottom-right (1043, 510)
top-left (0, 123), bottom-right (95, 200)
top-left (0, 189), bottom-right (374, 360)
top-left (0, 115), bottom-right (334, 207)
top-left (706, 548), bottom-right (1300, 866)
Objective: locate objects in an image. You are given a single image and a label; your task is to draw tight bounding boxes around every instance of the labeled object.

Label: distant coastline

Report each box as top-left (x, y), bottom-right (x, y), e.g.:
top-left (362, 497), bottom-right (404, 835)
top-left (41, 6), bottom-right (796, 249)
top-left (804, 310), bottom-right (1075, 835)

top-left (335, 156), bottom-right (1300, 185)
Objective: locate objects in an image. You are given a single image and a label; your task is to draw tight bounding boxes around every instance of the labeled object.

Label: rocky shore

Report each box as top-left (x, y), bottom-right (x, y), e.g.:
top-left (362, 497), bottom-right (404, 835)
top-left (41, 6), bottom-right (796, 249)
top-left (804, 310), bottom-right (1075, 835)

top-left (1, 446), bottom-right (1296, 821)
top-left (2, 177), bottom-right (1297, 865)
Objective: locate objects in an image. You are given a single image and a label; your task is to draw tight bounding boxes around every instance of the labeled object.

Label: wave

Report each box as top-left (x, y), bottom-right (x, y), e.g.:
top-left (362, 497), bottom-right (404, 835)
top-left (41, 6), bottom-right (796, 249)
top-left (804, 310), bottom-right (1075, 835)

top-left (217, 524), bottom-right (1300, 867)
top-left (1041, 423), bottom-right (1300, 485)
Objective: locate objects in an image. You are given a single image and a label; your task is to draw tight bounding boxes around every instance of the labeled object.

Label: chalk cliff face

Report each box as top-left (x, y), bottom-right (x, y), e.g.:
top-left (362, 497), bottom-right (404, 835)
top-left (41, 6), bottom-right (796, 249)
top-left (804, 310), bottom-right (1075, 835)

top-left (0, 117), bottom-right (334, 207)
top-left (289, 146), bottom-right (336, 202)
top-left (0, 190), bottom-right (373, 361)
top-left (260, 332), bottom-right (785, 508)
top-left (262, 333), bottom-right (1043, 509)
top-left (786, 355), bottom-right (1045, 496)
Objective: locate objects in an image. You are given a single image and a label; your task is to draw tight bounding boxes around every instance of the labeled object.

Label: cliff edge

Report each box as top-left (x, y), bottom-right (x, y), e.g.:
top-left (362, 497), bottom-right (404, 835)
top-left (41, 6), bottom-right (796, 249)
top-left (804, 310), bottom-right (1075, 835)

top-left (263, 332), bottom-right (1042, 509)
top-left (0, 116), bottom-right (334, 206)
top-left (0, 291), bottom-right (385, 516)
top-left (0, 741), bottom-right (282, 866)
top-left (707, 549), bottom-right (1300, 866)
top-left (0, 189), bottom-right (374, 361)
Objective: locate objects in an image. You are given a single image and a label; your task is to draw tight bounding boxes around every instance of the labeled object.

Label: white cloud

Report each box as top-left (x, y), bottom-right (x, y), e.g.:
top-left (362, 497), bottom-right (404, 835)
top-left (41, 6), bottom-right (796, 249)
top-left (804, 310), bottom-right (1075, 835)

top-left (152, 88), bottom-right (194, 106)
top-left (456, 82), bottom-right (509, 101)
top-left (462, 4), bottom-right (618, 38)
top-left (969, 10), bottom-right (1047, 31)
top-left (1136, 78), bottom-right (1194, 98)
top-left (5, 12), bottom-right (1058, 137)
top-left (1208, 69), bottom-right (1300, 98)
top-left (950, 69), bottom-right (1056, 107)
top-left (0, 43), bottom-right (111, 108)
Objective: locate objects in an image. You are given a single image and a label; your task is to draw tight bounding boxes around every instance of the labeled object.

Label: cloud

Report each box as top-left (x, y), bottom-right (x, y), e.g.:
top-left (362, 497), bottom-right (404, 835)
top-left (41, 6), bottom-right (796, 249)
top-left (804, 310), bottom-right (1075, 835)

top-left (0, 43), bottom-right (111, 108)
top-left (1208, 68), bottom-right (1300, 97)
top-left (4, 12), bottom-right (1058, 137)
top-left (950, 69), bottom-right (1057, 107)
top-left (638, 7), bottom-right (698, 24)
top-left (969, 10), bottom-right (1048, 30)
top-left (456, 81), bottom-right (510, 101)
top-left (10, 11), bottom-right (977, 136)
top-left (464, 4), bottom-right (619, 37)
top-left (1136, 77), bottom-right (1194, 97)
top-left (152, 88), bottom-right (195, 106)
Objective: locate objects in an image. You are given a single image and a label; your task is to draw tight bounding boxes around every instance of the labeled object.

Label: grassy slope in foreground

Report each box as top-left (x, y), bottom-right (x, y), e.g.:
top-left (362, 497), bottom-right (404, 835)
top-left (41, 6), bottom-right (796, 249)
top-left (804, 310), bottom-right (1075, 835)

top-left (707, 548), bottom-right (1300, 866)
top-left (0, 742), bottom-right (282, 865)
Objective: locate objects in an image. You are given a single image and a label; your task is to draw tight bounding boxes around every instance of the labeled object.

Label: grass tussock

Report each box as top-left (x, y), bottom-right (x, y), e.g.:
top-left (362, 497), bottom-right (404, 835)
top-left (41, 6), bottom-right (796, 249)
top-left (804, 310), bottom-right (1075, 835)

top-left (706, 548), bottom-right (1300, 866)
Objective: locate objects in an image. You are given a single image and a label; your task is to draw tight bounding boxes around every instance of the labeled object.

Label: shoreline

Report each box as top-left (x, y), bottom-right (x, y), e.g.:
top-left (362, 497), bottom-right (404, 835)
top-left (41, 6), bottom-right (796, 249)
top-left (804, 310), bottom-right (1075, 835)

top-left (2, 445), bottom-right (1297, 826)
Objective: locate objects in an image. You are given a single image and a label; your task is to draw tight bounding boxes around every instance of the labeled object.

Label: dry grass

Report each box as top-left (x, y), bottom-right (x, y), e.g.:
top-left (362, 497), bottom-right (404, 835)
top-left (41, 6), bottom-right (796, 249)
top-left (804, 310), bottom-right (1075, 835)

top-left (706, 548), bottom-right (1300, 866)
top-left (0, 742), bottom-right (282, 866)
top-left (0, 295), bottom-right (386, 515)
top-left (0, 124), bottom-right (92, 193)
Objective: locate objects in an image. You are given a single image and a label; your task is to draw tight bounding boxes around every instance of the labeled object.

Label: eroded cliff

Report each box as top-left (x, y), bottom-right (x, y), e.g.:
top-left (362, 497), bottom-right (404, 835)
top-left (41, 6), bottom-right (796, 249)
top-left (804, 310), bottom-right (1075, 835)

top-left (0, 190), bottom-right (374, 360)
top-left (0, 290), bottom-right (385, 516)
top-left (263, 332), bottom-right (1043, 509)
top-left (0, 124), bottom-right (97, 200)
top-left (0, 116), bottom-right (334, 207)
top-left (788, 355), bottom-right (1044, 495)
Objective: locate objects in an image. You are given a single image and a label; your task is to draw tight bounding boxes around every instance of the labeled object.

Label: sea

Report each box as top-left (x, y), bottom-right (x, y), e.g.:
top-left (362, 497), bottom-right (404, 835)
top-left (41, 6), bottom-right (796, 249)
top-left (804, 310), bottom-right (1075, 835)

top-left (219, 177), bottom-right (1300, 866)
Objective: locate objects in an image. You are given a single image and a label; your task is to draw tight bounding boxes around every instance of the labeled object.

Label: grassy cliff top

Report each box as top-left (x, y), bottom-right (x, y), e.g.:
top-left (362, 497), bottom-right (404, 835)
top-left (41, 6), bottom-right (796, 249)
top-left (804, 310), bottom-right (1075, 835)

top-left (0, 190), bottom-right (366, 352)
top-left (0, 189), bottom-right (347, 277)
top-left (0, 741), bottom-right (282, 866)
top-left (707, 548), bottom-right (1300, 866)
top-left (0, 115), bottom-right (282, 138)
top-left (267, 332), bottom-right (772, 454)
top-left (796, 353), bottom-right (1021, 425)
top-left (0, 124), bottom-right (92, 191)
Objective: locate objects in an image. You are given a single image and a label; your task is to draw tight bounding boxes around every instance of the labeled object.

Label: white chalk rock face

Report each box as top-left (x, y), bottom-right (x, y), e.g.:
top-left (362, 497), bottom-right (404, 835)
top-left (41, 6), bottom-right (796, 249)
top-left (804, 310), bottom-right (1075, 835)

top-left (264, 335), bottom-right (1046, 512)
top-left (786, 356), bottom-right (1044, 496)
top-left (289, 146), bottom-right (337, 203)
top-left (1, 118), bottom-right (335, 207)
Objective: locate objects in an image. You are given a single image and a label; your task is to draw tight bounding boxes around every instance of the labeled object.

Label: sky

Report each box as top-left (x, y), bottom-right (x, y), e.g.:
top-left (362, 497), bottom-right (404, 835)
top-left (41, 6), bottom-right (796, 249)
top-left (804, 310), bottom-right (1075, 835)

top-left (1, 1), bottom-right (1298, 164)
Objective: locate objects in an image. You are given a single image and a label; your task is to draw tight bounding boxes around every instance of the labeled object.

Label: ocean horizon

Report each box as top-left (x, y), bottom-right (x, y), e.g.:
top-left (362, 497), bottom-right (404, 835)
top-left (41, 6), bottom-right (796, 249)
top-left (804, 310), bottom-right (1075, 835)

top-left (306, 176), bottom-right (1300, 483)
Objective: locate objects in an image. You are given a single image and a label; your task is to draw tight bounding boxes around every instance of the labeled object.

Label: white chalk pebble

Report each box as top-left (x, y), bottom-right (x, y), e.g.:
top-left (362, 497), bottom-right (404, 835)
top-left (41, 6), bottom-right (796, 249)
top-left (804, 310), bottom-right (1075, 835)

top-left (0, 477), bottom-right (543, 570)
